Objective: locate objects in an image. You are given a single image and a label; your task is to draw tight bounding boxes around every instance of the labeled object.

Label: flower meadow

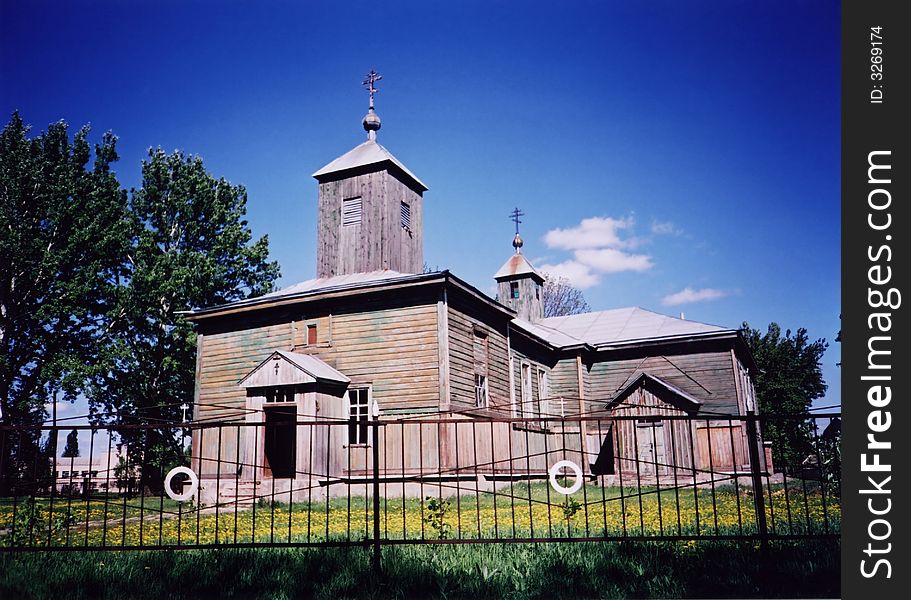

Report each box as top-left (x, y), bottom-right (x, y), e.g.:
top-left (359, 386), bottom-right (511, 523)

top-left (2, 480), bottom-right (837, 549)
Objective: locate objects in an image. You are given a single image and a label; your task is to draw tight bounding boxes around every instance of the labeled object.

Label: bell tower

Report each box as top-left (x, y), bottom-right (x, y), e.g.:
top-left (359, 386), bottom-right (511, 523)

top-left (313, 70), bottom-right (427, 278)
top-left (495, 208), bottom-right (545, 322)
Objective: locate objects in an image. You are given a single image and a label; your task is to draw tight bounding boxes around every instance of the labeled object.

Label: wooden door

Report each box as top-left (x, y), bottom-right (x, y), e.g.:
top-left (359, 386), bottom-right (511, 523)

top-left (636, 421), bottom-right (666, 475)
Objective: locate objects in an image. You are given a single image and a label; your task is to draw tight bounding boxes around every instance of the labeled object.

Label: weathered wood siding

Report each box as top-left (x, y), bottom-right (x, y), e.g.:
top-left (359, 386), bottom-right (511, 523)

top-left (446, 299), bottom-right (510, 411)
top-left (316, 169), bottom-right (423, 278)
top-left (193, 293), bottom-right (443, 480)
top-left (303, 303), bottom-right (441, 412)
top-left (550, 358), bottom-right (579, 398)
top-left (589, 350), bottom-right (739, 415)
top-left (496, 276), bottom-right (543, 322)
top-left (196, 322), bottom-right (294, 421)
top-left (694, 421), bottom-right (748, 470)
top-left (611, 387), bottom-right (695, 474)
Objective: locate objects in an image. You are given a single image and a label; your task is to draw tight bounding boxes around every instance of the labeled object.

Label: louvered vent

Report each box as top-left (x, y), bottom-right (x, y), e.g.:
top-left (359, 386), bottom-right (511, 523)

top-left (342, 197), bottom-right (362, 226)
top-left (400, 201), bottom-right (411, 229)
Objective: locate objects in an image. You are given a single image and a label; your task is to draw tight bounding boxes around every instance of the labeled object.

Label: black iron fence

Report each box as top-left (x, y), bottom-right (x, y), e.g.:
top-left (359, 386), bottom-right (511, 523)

top-left (0, 413), bottom-right (840, 552)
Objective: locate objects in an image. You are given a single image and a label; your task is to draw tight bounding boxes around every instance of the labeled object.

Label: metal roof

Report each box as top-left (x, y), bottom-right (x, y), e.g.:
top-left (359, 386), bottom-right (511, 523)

top-left (275, 351), bottom-right (349, 384)
top-left (312, 139), bottom-right (428, 191)
top-left (238, 350), bottom-right (349, 388)
top-left (493, 253), bottom-right (544, 282)
top-left (511, 317), bottom-right (586, 349)
top-left (539, 307), bottom-right (730, 348)
top-left (259, 270), bottom-right (414, 299)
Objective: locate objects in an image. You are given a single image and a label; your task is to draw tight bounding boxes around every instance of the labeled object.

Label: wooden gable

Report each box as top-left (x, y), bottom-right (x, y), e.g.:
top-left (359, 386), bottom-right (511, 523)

top-left (606, 372), bottom-right (702, 414)
top-left (238, 350), bottom-right (350, 389)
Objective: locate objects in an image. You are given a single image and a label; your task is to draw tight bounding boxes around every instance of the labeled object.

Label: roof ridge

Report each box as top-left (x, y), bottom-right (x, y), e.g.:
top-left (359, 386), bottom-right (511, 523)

top-left (632, 305), bottom-right (729, 330)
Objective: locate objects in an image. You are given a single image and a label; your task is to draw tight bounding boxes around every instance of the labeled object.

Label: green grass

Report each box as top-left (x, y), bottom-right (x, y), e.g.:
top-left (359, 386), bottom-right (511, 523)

top-left (0, 539), bottom-right (840, 599)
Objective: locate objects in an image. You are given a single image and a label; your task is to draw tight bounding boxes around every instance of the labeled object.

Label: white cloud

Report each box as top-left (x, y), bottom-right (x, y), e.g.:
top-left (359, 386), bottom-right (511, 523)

top-left (541, 215), bottom-right (656, 285)
top-left (661, 287), bottom-right (729, 306)
top-left (538, 260), bottom-right (601, 289)
top-left (544, 216), bottom-right (635, 251)
top-left (651, 220), bottom-right (683, 236)
top-left (574, 248), bottom-right (654, 273)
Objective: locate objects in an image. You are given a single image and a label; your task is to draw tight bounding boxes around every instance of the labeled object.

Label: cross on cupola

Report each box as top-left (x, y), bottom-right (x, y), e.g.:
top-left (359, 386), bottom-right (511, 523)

top-left (362, 69), bottom-right (383, 140)
top-left (509, 207), bottom-right (525, 253)
top-left (363, 69), bottom-right (382, 108)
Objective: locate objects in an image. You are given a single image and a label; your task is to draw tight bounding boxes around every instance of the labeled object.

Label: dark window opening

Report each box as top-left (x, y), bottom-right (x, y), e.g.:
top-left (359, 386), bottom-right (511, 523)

top-left (348, 388), bottom-right (370, 445)
top-left (265, 387), bottom-right (295, 403)
top-left (264, 405), bottom-right (296, 478)
top-left (510, 281), bottom-right (520, 299)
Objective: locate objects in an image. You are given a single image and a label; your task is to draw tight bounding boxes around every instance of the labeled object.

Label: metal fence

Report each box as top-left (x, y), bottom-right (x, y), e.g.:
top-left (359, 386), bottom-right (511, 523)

top-left (0, 413), bottom-right (840, 555)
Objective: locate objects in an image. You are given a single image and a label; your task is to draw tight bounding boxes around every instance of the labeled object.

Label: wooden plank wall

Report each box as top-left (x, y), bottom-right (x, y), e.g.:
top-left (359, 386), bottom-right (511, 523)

top-left (510, 347), bottom-right (547, 417)
top-left (316, 170), bottom-right (423, 278)
top-left (550, 358), bottom-right (580, 399)
top-left (446, 303), bottom-right (510, 411)
top-left (296, 303), bottom-right (441, 412)
top-left (590, 351), bottom-right (739, 415)
top-left (611, 387), bottom-right (694, 473)
top-left (196, 323), bottom-right (294, 421)
top-left (384, 172), bottom-right (423, 274)
top-left (694, 422), bottom-right (748, 470)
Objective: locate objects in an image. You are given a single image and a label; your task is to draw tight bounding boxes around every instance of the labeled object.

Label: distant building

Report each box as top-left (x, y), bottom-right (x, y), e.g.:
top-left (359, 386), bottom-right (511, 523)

top-left (53, 446), bottom-right (128, 495)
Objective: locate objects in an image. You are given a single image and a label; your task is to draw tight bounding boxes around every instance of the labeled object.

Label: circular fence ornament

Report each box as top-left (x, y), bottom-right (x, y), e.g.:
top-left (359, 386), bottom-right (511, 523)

top-left (548, 460), bottom-right (584, 495)
top-left (164, 466), bottom-right (199, 502)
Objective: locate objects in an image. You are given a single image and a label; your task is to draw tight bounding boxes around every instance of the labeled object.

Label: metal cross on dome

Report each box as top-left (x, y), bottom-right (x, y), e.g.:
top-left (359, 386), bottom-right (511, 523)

top-left (509, 207), bottom-right (525, 235)
top-left (363, 70), bottom-right (383, 107)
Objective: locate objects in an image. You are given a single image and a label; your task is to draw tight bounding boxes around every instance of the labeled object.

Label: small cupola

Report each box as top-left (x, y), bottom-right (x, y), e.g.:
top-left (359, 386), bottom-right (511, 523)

top-left (494, 208), bottom-right (544, 322)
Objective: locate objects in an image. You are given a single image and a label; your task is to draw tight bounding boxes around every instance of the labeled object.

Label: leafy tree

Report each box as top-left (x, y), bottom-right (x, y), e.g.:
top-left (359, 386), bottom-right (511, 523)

top-left (542, 274), bottom-right (591, 318)
top-left (739, 322), bottom-right (828, 468)
top-left (61, 429), bottom-right (80, 458)
top-left (0, 113), bottom-right (129, 492)
top-left (88, 149), bottom-right (280, 489)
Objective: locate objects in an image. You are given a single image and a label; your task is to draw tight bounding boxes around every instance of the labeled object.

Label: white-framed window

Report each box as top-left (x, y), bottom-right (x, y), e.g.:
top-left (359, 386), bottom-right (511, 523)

top-left (738, 362), bottom-right (757, 413)
top-left (342, 197), bottom-right (363, 226)
top-left (347, 387), bottom-right (371, 445)
top-left (519, 362), bottom-right (532, 418)
top-left (400, 201), bottom-right (411, 230)
top-left (475, 374), bottom-right (489, 408)
top-left (537, 368), bottom-right (549, 417)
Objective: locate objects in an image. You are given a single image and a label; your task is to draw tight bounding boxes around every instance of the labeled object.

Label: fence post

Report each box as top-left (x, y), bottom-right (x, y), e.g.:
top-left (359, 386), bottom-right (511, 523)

top-left (371, 415), bottom-right (381, 574)
top-left (745, 410), bottom-right (768, 547)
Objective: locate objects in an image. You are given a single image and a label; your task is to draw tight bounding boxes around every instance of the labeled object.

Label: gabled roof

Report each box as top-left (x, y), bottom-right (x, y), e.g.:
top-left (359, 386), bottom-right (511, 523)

top-left (259, 270), bottom-right (412, 300)
top-left (238, 350), bottom-right (349, 388)
top-left (184, 270), bottom-right (515, 322)
top-left (494, 253), bottom-right (544, 283)
top-left (312, 139), bottom-right (428, 191)
top-left (540, 307), bottom-right (731, 348)
top-left (606, 372), bottom-right (702, 413)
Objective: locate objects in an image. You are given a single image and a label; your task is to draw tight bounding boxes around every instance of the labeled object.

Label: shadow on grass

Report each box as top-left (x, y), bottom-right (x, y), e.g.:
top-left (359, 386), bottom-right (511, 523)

top-left (1, 539), bottom-right (839, 599)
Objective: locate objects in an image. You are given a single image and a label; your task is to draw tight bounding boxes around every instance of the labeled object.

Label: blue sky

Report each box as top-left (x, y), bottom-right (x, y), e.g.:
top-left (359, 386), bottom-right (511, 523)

top-left (1, 0), bottom-right (841, 415)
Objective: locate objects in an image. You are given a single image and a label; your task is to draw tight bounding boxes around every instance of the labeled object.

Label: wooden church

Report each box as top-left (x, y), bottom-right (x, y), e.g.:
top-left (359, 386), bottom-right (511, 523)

top-left (186, 75), bottom-right (764, 503)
